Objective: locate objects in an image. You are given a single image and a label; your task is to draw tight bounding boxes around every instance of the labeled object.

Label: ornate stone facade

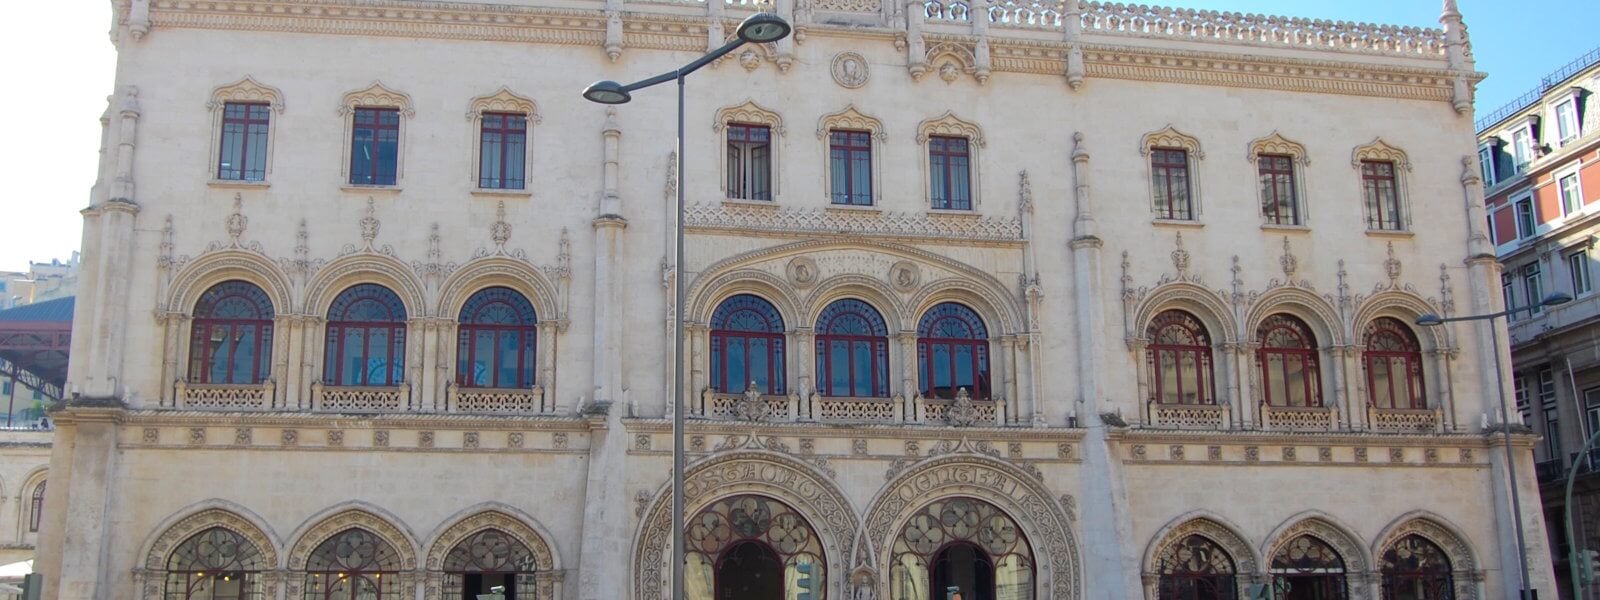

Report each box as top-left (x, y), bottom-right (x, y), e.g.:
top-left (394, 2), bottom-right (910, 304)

top-left (37, 1), bottom-right (1551, 600)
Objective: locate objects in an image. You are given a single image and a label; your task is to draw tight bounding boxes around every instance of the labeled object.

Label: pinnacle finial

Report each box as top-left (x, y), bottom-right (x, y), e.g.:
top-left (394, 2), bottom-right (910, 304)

top-left (1441, 0), bottom-right (1461, 21)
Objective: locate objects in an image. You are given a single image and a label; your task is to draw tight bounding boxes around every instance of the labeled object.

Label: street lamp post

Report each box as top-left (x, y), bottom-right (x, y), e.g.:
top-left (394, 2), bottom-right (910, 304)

top-left (580, 14), bottom-right (791, 600)
top-left (1418, 291), bottom-right (1572, 600)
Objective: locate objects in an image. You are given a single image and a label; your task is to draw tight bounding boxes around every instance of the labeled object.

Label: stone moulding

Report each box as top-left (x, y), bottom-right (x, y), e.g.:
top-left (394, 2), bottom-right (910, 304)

top-left (684, 202), bottom-right (1023, 243)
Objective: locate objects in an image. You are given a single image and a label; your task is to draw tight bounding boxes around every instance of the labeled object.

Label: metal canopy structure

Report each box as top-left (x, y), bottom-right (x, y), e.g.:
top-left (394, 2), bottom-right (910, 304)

top-left (0, 297), bottom-right (73, 401)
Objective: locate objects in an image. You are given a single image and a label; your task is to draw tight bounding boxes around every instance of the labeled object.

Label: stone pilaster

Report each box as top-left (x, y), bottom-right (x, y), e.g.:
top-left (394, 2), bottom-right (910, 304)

top-left (39, 404), bottom-right (126, 600)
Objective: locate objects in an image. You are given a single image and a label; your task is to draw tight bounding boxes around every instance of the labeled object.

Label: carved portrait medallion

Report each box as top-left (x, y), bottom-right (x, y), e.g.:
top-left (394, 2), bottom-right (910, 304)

top-left (889, 260), bottom-right (920, 292)
top-left (788, 256), bottom-right (819, 288)
top-left (832, 52), bottom-right (869, 89)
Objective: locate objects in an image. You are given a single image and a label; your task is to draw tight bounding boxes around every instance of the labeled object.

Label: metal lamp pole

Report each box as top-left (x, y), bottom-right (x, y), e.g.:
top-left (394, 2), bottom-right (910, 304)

top-left (1419, 291), bottom-right (1572, 599)
top-left (581, 14), bottom-right (791, 600)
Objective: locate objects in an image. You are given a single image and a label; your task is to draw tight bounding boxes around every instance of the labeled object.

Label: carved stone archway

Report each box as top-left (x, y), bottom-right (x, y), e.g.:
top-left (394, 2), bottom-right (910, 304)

top-left (863, 453), bottom-right (1080, 600)
top-left (135, 503), bottom-right (282, 600)
top-left (1261, 513), bottom-right (1372, 599)
top-left (1142, 514), bottom-right (1260, 599)
top-left (423, 507), bottom-right (562, 600)
top-left (285, 507), bottom-right (421, 600)
top-left (1371, 513), bottom-right (1481, 600)
top-left (631, 450), bottom-right (858, 600)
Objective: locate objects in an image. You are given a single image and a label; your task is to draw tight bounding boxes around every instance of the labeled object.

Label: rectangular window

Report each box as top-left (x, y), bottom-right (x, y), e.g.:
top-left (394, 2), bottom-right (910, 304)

top-left (1548, 413), bottom-right (1563, 461)
top-left (1586, 388), bottom-right (1600, 441)
top-left (1, 380), bottom-right (10, 395)
top-left (1560, 173), bottom-right (1583, 216)
top-left (1503, 273), bottom-right (1516, 319)
top-left (349, 107), bottom-right (400, 186)
top-left (1150, 148), bottom-right (1193, 220)
top-left (1487, 214), bottom-right (1497, 246)
top-left (1258, 154), bottom-right (1299, 225)
top-left (1539, 366), bottom-right (1557, 407)
top-left (30, 388), bottom-right (41, 401)
top-left (1556, 99), bottom-right (1580, 145)
top-left (1512, 128), bottom-right (1533, 173)
top-left (929, 135), bottom-right (972, 210)
top-left (1478, 145), bottom-right (1498, 187)
top-left (1514, 372), bottom-right (1529, 409)
top-left (829, 130), bottom-right (873, 206)
top-left (1524, 263), bottom-right (1544, 314)
top-left (1360, 160), bottom-right (1402, 230)
top-left (217, 102), bottom-right (269, 181)
top-left (1572, 250), bottom-right (1593, 295)
top-left (726, 124), bottom-right (773, 201)
top-left (1516, 198), bottom-right (1537, 239)
top-left (478, 112), bottom-right (527, 189)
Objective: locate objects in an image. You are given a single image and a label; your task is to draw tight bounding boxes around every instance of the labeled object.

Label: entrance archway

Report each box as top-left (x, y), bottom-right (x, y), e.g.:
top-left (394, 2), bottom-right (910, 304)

top-left (715, 541), bottom-right (786, 599)
top-left (684, 495), bottom-right (826, 600)
top-left (888, 497), bottom-right (1034, 600)
top-left (930, 543), bottom-right (994, 600)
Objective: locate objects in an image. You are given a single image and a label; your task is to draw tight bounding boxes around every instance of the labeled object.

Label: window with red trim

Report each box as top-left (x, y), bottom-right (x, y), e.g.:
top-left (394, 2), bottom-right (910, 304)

top-left (456, 287), bottom-right (537, 389)
top-left (929, 136), bottom-right (972, 210)
top-left (188, 281), bottom-right (276, 385)
top-left (478, 113), bottom-right (527, 190)
top-left (710, 294), bottom-right (786, 395)
top-left (1257, 314), bottom-right (1321, 408)
top-left (1257, 154), bottom-right (1299, 225)
top-left (350, 108), bottom-right (400, 186)
top-left (1146, 310), bottom-right (1215, 405)
top-left (1363, 317), bottom-right (1426, 410)
top-left (1150, 148), bottom-right (1193, 220)
top-left (323, 284), bottom-right (407, 387)
top-left (726, 124), bottom-right (772, 200)
top-left (917, 302), bottom-right (989, 399)
top-left (28, 481), bottom-right (43, 533)
top-left (1361, 160), bottom-right (1402, 231)
top-left (218, 102), bottom-right (269, 181)
top-left (164, 527), bottom-right (267, 600)
top-left (814, 299), bottom-right (889, 397)
top-left (829, 130), bottom-right (873, 206)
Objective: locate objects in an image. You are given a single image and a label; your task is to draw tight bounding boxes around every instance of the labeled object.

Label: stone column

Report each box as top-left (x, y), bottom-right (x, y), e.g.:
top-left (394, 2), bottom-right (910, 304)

top-left (537, 321), bottom-right (559, 413)
top-left (897, 332), bottom-right (919, 401)
top-left (998, 336), bottom-right (1017, 424)
top-left (38, 404), bottom-right (125, 600)
top-left (592, 110), bottom-right (628, 409)
top-left (1324, 346), bottom-right (1347, 430)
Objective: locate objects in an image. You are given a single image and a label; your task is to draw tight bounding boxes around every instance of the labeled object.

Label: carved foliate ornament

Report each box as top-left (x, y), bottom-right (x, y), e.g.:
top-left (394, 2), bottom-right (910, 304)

top-left (1246, 131), bottom-right (1309, 165)
top-left (734, 381), bottom-right (772, 422)
top-left (209, 76), bottom-right (286, 113)
top-left (915, 112), bottom-right (985, 147)
top-left (465, 87), bottom-right (539, 123)
top-left (1351, 138), bottom-right (1412, 171)
top-left (832, 52), bottom-right (870, 88)
top-left (1384, 241), bottom-right (1402, 286)
top-left (1279, 236), bottom-right (1298, 279)
top-left (338, 81), bottom-right (415, 117)
top-left (1170, 232), bottom-right (1191, 277)
top-left (1139, 125), bottom-right (1204, 159)
top-left (944, 388), bottom-right (980, 427)
top-left (817, 105), bottom-right (886, 142)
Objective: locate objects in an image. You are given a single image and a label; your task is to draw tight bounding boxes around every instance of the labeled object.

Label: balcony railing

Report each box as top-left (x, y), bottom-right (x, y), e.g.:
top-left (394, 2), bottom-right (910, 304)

top-left (1536, 458), bottom-right (1566, 483)
top-left (1367, 406), bottom-right (1443, 433)
top-left (446, 384), bottom-right (550, 414)
top-left (1145, 401), bottom-right (1229, 430)
top-left (692, 386), bottom-right (1004, 426)
top-left (175, 380), bottom-right (275, 410)
top-left (312, 382), bottom-right (409, 413)
top-left (1509, 291), bottom-right (1600, 348)
top-left (1260, 404), bottom-right (1336, 431)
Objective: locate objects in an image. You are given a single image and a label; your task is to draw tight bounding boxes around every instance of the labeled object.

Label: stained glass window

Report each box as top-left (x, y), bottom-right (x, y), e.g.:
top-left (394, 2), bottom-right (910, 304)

top-left (303, 529), bottom-right (403, 600)
top-left (890, 497), bottom-right (1034, 600)
top-left (916, 303), bottom-right (989, 400)
top-left (1156, 535), bottom-right (1237, 600)
top-left (165, 527), bottom-right (267, 600)
top-left (710, 294), bottom-right (786, 395)
top-left (684, 495), bottom-right (824, 600)
top-left (1380, 535), bottom-right (1453, 600)
top-left (1364, 318), bottom-right (1426, 410)
top-left (456, 287), bottom-right (538, 389)
top-left (1257, 314), bottom-right (1321, 408)
top-left (1270, 535), bottom-right (1347, 599)
top-left (324, 285), bottom-right (407, 387)
top-left (443, 529), bottom-right (538, 600)
top-left (189, 281), bottom-right (276, 385)
top-left (1146, 310), bottom-right (1214, 406)
top-left (815, 299), bottom-right (889, 397)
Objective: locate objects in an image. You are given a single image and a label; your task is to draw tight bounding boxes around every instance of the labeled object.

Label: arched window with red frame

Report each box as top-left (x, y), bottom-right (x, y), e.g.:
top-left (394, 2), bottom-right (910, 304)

top-left (301, 529), bottom-right (402, 600)
top-left (1257, 314), bottom-right (1322, 408)
top-left (323, 284), bottom-right (407, 387)
top-left (189, 281), bottom-right (276, 385)
top-left (815, 299), bottom-right (890, 398)
top-left (1146, 310), bottom-right (1215, 405)
top-left (917, 303), bottom-right (990, 400)
top-left (1364, 317), bottom-right (1427, 410)
top-left (28, 481), bottom-right (44, 533)
top-left (164, 527), bottom-right (268, 600)
top-left (456, 287), bottom-right (538, 389)
top-left (709, 294), bottom-right (786, 395)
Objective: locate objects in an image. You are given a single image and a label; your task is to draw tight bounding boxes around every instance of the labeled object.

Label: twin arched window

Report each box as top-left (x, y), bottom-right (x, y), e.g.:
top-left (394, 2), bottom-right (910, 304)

top-left (815, 299), bottom-right (892, 398)
top-left (456, 287), bottom-right (538, 389)
top-left (710, 294), bottom-right (787, 395)
top-left (324, 284), bottom-right (408, 387)
top-left (189, 281), bottom-right (276, 385)
top-left (1147, 310), bottom-right (1214, 406)
top-left (1257, 314), bottom-right (1322, 408)
top-left (1364, 317), bottom-right (1426, 410)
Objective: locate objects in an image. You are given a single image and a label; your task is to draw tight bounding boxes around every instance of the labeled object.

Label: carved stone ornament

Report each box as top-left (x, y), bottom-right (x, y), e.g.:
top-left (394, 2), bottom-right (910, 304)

top-left (832, 52), bottom-right (870, 89)
top-left (889, 260), bottom-right (921, 292)
top-left (787, 256), bottom-right (819, 287)
top-left (1246, 131), bottom-right (1309, 165)
top-left (209, 76), bottom-right (286, 113)
top-left (421, 509), bottom-right (559, 600)
top-left (466, 87), bottom-right (540, 123)
top-left (945, 388), bottom-right (980, 427)
top-left (1139, 125), bottom-right (1204, 159)
top-left (713, 99), bottom-right (786, 136)
top-left (1145, 518), bottom-right (1258, 582)
top-left (816, 105), bottom-right (886, 142)
top-left (141, 506), bottom-right (281, 575)
top-left (287, 509), bottom-right (419, 571)
top-left (338, 81), bottom-right (415, 117)
top-left (1351, 137), bottom-right (1412, 171)
top-left (734, 381), bottom-right (772, 422)
top-left (915, 111), bottom-right (985, 147)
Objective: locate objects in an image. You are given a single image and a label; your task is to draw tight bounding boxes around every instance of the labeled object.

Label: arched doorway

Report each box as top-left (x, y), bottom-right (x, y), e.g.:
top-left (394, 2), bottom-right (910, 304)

top-left (684, 495), bottom-right (826, 600)
top-left (1379, 534), bottom-right (1453, 599)
top-left (443, 529), bottom-right (538, 600)
top-left (889, 497), bottom-right (1034, 600)
top-left (1155, 534), bottom-right (1237, 600)
top-left (1269, 535), bottom-right (1347, 599)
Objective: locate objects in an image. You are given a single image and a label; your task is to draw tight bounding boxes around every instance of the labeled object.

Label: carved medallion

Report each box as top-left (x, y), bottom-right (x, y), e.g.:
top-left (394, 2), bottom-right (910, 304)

top-left (832, 52), bottom-right (869, 89)
top-left (787, 256), bottom-right (819, 287)
top-left (889, 260), bottom-right (921, 292)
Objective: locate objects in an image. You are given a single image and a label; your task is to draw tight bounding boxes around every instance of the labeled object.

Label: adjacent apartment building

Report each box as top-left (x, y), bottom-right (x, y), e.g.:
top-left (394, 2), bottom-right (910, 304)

top-left (37, 1), bottom-right (1548, 599)
top-left (1483, 47), bottom-right (1600, 597)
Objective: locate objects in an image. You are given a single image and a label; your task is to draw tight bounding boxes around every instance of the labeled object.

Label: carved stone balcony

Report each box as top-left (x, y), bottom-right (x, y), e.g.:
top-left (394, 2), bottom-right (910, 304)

top-left (692, 385), bottom-right (1005, 426)
top-left (312, 382), bottom-right (409, 413)
top-left (174, 380), bottom-right (275, 410)
top-left (1260, 404), bottom-right (1337, 431)
top-left (446, 384), bottom-right (549, 414)
top-left (702, 391), bottom-right (796, 421)
top-left (1367, 406), bottom-right (1443, 433)
top-left (1145, 401), bottom-right (1230, 430)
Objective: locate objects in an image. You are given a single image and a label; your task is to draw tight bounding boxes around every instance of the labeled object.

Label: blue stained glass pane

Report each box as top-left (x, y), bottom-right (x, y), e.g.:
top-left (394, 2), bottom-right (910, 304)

top-left (457, 331), bottom-right (470, 384)
top-left (773, 342), bottom-right (785, 395)
top-left (852, 341), bottom-right (872, 396)
top-left (498, 331), bottom-right (519, 387)
top-left (710, 294), bottom-right (783, 332)
top-left (916, 303), bottom-right (987, 339)
top-left (830, 341), bottom-right (850, 394)
top-left (369, 328), bottom-right (391, 385)
top-left (728, 337), bottom-right (747, 393)
top-left (376, 129), bottom-right (399, 185)
top-left (474, 331), bottom-right (494, 386)
top-left (711, 338), bottom-right (724, 391)
top-left (749, 338), bottom-right (768, 391)
top-left (460, 287), bottom-right (537, 324)
top-left (196, 281), bottom-right (275, 320)
top-left (932, 343), bottom-right (952, 391)
top-left (211, 325), bottom-right (233, 383)
top-left (954, 344), bottom-right (973, 388)
top-left (232, 327), bottom-right (257, 385)
top-left (816, 299), bottom-right (888, 335)
top-left (330, 284), bottom-right (406, 322)
top-left (343, 328), bottom-right (366, 386)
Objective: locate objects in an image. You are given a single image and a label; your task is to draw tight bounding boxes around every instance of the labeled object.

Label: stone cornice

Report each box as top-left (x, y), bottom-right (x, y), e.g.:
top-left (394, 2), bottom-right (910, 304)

top-left (1121, 428), bottom-right (1508, 448)
top-left (127, 0), bottom-right (1467, 104)
top-left (122, 409), bottom-right (590, 430)
top-left (621, 417), bottom-right (1088, 442)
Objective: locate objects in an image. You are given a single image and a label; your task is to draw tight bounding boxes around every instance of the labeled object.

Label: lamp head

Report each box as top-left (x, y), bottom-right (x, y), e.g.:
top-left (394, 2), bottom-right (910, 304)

top-left (1415, 314), bottom-right (1444, 327)
top-left (1542, 292), bottom-right (1574, 307)
top-left (736, 13), bottom-right (792, 44)
top-left (581, 80), bottom-right (631, 105)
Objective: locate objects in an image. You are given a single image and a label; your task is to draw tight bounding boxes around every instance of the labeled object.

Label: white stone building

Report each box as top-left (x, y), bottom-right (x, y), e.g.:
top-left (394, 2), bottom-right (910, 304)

top-left (41, 0), bottom-right (1551, 599)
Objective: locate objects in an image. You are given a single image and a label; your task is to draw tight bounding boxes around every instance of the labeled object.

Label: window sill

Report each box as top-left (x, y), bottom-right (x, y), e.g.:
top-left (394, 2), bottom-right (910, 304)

top-left (1151, 219), bottom-right (1203, 229)
top-left (470, 188), bottom-right (532, 199)
top-left (208, 179), bottom-right (270, 189)
top-left (722, 197), bottom-right (778, 208)
top-left (1364, 229), bottom-right (1415, 239)
top-left (341, 185), bottom-right (402, 195)
top-left (1261, 223), bottom-right (1311, 233)
top-left (826, 203), bottom-right (881, 214)
top-left (927, 208), bottom-right (979, 217)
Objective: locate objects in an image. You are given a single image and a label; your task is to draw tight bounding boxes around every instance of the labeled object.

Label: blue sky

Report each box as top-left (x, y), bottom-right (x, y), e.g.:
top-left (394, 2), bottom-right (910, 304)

top-left (0, 1), bottom-right (1594, 271)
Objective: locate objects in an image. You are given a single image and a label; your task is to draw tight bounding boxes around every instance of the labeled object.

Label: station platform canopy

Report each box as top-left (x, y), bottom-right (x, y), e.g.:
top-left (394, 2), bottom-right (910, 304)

top-left (0, 297), bottom-right (72, 402)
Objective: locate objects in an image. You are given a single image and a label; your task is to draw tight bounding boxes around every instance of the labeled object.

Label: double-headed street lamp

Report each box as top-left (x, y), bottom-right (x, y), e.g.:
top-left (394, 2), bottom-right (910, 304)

top-left (1418, 291), bottom-right (1572, 600)
top-left (581, 13), bottom-right (792, 600)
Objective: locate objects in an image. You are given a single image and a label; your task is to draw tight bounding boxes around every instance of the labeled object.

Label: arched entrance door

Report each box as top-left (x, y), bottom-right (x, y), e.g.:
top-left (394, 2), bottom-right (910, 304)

top-left (684, 495), bottom-right (826, 600)
top-left (930, 543), bottom-right (994, 600)
top-left (889, 497), bottom-right (1035, 600)
top-left (715, 541), bottom-right (786, 599)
